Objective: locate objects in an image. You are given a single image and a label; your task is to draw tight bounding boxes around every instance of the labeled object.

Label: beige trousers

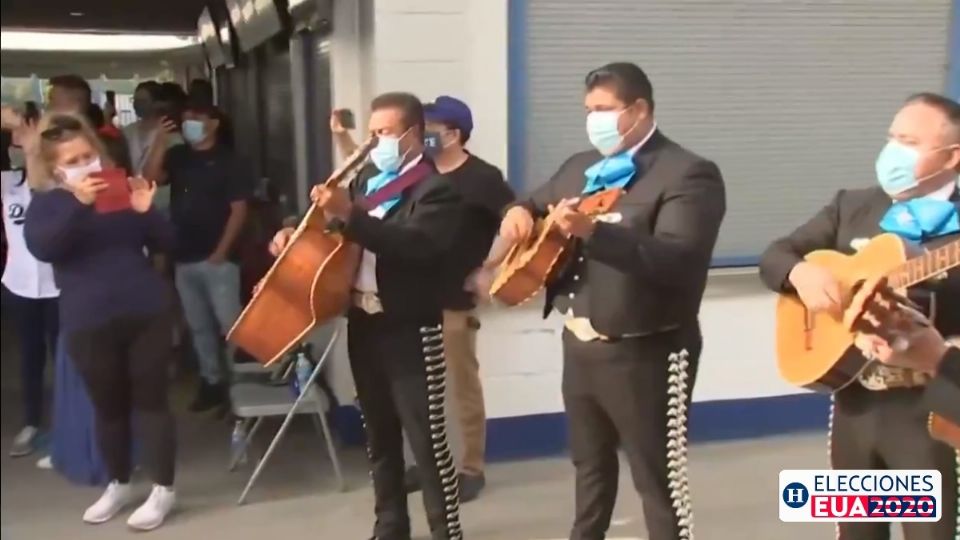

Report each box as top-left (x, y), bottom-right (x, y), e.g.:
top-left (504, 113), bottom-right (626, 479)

top-left (404, 309), bottom-right (487, 475)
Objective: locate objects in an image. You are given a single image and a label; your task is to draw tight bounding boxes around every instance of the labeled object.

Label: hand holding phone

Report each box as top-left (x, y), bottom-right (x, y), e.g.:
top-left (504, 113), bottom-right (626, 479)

top-left (330, 109), bottom-right (355, 133)
top-left (91, 169), bottom-right (132, 214)
top-left (338, 109), bottom-right (356, 130)
top-left (69, 176), bottom-right (109, 206)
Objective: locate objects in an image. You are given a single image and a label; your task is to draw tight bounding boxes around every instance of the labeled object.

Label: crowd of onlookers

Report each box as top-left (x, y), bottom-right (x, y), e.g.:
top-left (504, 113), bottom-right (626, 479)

top-left (1, 73), bottom-right (253, 531)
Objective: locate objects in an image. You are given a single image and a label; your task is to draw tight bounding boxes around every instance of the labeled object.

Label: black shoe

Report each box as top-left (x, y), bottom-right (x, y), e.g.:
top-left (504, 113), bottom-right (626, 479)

top-left (190, 381), bottom-right (226, 412)
top-left (368, 521), bottom-right (411, 540)
top-left (404, 466), bottom-right (421, 493)
top-left (458, 472), bottom-right (485, 503)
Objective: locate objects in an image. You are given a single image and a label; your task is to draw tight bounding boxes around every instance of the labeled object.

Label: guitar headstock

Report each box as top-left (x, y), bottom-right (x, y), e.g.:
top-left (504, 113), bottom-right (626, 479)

top-left (326, 135), bottom-right (378, 188)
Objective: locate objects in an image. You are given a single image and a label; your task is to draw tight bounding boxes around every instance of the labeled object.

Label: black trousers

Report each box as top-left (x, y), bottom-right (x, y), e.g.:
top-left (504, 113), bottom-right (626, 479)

top-left (347, 309), bottom-right (462, 540)
top-left (562, 325), bottom-right (702, 540)
top-left (68, 312), bottom-right (176, 487)
top-left (831, 385), bottom-right (958, 540)
top-left (6, 289), bottom-right (59, 427)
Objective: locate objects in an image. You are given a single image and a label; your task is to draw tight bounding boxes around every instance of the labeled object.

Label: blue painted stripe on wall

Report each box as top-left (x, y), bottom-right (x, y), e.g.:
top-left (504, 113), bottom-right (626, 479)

top-left (711, 255), bottom-right (762, 268)
top-left (950, 0), bottom-right (960, 99)
top-left (506, 0), bottom-right (528, 193)
top-left (330, 392), bottom-right (830, 461)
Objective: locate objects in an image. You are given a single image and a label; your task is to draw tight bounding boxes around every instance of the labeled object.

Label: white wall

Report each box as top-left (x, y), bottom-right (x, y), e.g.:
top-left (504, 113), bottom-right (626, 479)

top-left (329, 0), bottom-right (375, 147)
top-left (321, 0), bottom-right (806, 419)
top-left (330, 0), bottom-right (509, 170)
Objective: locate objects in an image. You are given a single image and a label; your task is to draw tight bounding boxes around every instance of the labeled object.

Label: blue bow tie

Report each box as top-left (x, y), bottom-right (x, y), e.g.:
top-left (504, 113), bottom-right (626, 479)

top-left (582, 152), bottom-right (637, 195)
top-left (365, 170), bottom-right (402, 214)
top-left (879, 198), bottom-right (960, 242)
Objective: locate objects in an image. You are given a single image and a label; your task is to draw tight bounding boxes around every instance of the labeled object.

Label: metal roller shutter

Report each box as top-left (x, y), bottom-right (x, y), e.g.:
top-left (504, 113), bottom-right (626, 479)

top-left (261, 40), bottom-right (297, 216)
top-left (518, 0), bottom-right (951, 263)
top-left (219, 58), bottom-right (263, 177)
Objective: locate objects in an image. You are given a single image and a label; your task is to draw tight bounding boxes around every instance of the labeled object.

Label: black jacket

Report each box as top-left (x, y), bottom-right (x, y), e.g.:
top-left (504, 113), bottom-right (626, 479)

top-left (927, 347), bottom-right (960, 424)
top-left (520, 130), bottom-right (726, 337)
top-left (341, 160), bottom-right (463, 323)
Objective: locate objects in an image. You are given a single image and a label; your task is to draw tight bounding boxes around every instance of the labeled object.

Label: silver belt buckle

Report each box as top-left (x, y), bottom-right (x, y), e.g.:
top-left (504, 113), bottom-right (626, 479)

top-left (858, 364), bottom-right (926, 391)
top-left (355, 292), bottom-right (384, 315)
top-left (858, 370), bottom-right (891, 391)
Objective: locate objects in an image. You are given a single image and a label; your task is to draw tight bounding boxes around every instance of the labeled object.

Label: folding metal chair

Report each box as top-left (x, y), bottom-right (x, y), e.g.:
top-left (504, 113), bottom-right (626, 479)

top-left (228, 322), bottom-right (345, 505)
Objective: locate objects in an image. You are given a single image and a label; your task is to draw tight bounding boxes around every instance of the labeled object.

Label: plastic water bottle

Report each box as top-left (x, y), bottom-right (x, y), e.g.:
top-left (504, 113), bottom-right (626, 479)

top-left (230, 420), bottom-right (247, 466)
top-left (295, 352), bottom-right (313, 396)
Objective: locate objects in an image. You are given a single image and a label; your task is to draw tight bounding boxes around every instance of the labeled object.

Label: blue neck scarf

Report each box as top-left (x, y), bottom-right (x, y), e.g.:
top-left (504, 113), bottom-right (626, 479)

top-left (879, 197), bottom-right (960, 242)
top-left (582, 151), bottom-right (637, 195)
top-left (364, 170), bottom-right (402, 214)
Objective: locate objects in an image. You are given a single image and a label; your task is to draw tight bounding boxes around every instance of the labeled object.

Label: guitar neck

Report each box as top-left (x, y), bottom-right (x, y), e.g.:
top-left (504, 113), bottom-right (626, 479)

top-left (291, 138), bottom-right (376, 236)
top-left (323, 137), bottom-right (376, 189)
top-left (888, 239), bottom-right (960, 288)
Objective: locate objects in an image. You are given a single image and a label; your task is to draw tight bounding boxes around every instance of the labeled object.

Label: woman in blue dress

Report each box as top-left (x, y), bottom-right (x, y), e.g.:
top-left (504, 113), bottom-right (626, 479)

top-left (45, 333), bottom-right (113, 486)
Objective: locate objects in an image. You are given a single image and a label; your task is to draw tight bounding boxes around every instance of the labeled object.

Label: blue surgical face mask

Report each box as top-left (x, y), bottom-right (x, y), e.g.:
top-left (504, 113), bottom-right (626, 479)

top-left (182, 120), bottom-right (206, 145)
top-left (875, 141), bottom-right (957, 196)
top-left (370, 128), bottom-right (411, 173)
top-left (587, 110), bottom-right (626, 156)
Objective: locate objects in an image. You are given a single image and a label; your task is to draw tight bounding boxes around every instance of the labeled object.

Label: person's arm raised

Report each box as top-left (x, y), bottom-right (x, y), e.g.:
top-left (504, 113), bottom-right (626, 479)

top-left (141, 118), bottom-right (178, 185)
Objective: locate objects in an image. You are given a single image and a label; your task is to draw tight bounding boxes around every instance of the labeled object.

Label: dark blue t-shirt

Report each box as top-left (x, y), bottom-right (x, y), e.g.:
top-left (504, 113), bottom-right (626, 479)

top-left (164, 144), bottom-right (253, 263)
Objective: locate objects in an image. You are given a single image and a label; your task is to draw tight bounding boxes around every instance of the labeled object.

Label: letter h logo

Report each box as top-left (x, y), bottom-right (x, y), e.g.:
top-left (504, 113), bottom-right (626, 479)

top-left (782, 482), bottom-right (810, 509)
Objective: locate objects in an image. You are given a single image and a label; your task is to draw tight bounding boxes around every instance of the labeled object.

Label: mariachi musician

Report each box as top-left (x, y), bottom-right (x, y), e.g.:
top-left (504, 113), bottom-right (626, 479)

top-left (270, 92), bottom-right (464, 540)
top-left (497, 62), bottom-right (726, 540)
top-left (759, 92), bottom-right (960, 540)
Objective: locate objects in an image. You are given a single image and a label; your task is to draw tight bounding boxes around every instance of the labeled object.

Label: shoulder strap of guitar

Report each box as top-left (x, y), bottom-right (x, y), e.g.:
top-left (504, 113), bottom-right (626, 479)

top-left (358, 161), bottom-right (435, 211)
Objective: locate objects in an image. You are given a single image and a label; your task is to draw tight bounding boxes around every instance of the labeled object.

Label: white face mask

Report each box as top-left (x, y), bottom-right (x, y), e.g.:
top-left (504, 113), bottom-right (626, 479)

top-left (57, 158), bottom-right (102, 186)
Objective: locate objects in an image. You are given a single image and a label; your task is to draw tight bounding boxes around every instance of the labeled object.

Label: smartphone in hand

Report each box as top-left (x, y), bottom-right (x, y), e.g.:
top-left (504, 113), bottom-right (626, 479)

top-left (92, 169), bottom-right (132, 214)
top-left (336, 109), bottom-right (356, 130)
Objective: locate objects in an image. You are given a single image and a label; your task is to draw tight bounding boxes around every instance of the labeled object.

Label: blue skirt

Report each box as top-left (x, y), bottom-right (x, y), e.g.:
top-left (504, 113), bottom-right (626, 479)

top-left (50, 333), bottom-right (110, 486)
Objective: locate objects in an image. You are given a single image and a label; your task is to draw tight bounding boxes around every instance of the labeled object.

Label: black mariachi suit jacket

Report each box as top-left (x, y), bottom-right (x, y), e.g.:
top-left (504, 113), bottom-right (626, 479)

top-left (928, 347), bottom-right (960, 424)
top-left (341, 159), bottom-right (464, 323)
top-left (520, 130), bottom-right (727, 337)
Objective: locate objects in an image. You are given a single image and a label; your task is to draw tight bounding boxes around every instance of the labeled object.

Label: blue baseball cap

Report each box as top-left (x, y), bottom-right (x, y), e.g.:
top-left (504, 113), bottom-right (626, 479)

top-left (424, 96), bottom-right (473, 137)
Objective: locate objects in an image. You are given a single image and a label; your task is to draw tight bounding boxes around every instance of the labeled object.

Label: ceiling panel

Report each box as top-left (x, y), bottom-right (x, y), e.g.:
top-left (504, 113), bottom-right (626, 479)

top-left (1, 0), bottom-right (207, 34)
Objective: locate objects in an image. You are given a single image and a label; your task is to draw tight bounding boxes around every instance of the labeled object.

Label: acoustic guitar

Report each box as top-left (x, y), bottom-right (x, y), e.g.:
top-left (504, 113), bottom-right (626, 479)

top-left (842, 276), bottom-right (959, 449)
top-left (776, 234), bottom-right (960, 392)
top-left (490, 189), bottom-right (623, 306)
top-left (227, 138), bottom-right (376, 365)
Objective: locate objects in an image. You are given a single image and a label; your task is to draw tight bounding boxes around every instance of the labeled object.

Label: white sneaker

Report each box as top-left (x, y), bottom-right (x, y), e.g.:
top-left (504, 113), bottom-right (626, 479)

top-left (9, 426), bottom-right (38, 457)
top-left (127, 484), bottom-right (176, 531)
top-left (83, 481), bottom-right (133, 524)
top-left (36, 455), bottom-right (52, 469)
